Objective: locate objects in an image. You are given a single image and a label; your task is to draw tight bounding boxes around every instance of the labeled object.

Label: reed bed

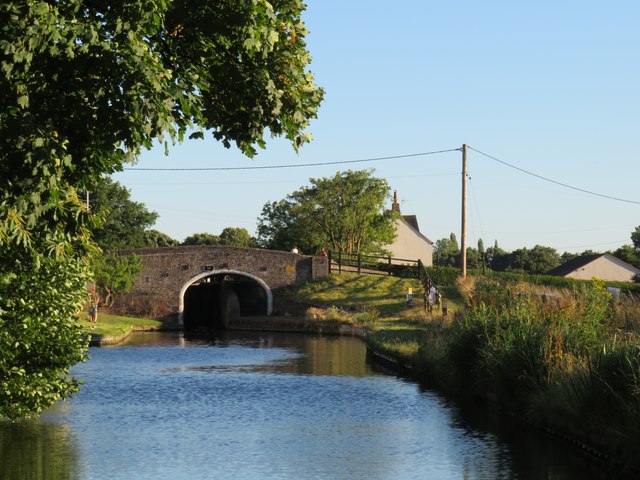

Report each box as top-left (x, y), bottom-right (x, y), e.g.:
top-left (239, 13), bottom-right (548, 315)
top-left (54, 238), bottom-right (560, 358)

top-left (417, 276), bottom-right (640, 473)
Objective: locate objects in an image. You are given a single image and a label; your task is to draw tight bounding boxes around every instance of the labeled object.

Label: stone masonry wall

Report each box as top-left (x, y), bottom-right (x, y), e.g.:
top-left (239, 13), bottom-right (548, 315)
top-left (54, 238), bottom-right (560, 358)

top-left (117, 245), bottom-right (329, 317)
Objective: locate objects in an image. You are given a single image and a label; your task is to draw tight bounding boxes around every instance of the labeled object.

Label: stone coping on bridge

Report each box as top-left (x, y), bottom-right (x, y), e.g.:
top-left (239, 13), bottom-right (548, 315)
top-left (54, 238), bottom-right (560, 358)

top-left (118, 244), bottom-right (319, 258)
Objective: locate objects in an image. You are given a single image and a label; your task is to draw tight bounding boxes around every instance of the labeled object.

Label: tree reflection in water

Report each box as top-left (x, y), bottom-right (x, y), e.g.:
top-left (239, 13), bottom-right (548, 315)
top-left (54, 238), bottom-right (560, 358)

top-left (0, 418), bottom-right (80, 480)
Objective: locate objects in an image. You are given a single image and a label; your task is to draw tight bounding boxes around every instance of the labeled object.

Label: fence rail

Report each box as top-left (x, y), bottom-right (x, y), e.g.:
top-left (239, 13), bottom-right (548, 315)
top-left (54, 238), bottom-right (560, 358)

top-left (328, 251), bottom-right (419, 277)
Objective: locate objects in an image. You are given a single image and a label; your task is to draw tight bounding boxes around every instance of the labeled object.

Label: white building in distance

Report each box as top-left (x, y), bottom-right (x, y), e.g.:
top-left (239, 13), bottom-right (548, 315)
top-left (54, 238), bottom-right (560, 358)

top-left (383, 192), bottom-right (433, 266)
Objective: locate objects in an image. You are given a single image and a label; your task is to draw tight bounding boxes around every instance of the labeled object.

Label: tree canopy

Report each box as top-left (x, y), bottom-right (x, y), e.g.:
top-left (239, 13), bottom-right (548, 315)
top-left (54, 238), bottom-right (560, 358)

top-left (143, 229), bottom-right (179, 248)
top-left (219, 227), bottom-right (253, 247)
top-left (182, 232), bottom-right (221, 246)
top-left (503, 245), bottom-right (560, 274)
top-left (433, 233), bottom-right (460, 267)
top-left (612, 226), bottom-right (640, 270)
top-left (255, 198), bottom-right (306, 252)
top-left (1, 0), bottom-right (323, 242)
top-left (93, 252), bottom-right (142, 308)
top-left (256, 170), bottom-right (397, 255)
top-left (0, 0), bottom-right (322, 419)
top-left (182, 227), bottom-right (254, 247)
top-left (89, 176), bottom-right (159, 251)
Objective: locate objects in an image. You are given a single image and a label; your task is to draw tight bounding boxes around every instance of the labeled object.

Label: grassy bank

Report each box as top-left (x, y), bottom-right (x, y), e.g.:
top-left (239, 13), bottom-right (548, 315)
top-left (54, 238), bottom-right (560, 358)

top-left (293, 272), bottom-right (464, 364)
top-left (81, 312), bottom-right (163, 340)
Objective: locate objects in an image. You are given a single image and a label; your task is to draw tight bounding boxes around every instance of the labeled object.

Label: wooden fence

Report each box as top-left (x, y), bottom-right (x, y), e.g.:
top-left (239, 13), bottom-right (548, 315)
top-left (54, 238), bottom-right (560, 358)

top-left (328, 251), bottom-right (443, 312)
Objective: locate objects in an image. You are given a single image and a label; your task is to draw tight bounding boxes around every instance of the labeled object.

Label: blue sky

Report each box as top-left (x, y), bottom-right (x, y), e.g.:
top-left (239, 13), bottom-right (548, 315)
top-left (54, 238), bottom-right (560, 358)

top-left (113, 1), bottom-right (640, 253)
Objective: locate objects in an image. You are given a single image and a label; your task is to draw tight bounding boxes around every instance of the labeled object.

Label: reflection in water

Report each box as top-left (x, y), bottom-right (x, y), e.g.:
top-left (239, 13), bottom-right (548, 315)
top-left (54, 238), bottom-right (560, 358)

top-left (0, 419), bottom-right (80, 480)
top-left (0, 331), bottom-right (619, 479)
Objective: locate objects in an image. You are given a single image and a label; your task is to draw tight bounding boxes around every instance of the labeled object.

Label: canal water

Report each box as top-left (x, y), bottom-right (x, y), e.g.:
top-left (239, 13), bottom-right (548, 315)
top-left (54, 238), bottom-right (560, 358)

top-left (0, 331), bottom-right (612, 479)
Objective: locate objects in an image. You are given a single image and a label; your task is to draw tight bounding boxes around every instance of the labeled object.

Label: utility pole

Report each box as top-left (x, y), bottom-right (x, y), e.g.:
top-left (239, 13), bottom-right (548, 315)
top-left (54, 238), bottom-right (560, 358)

top-left (460, 144), bottom-right (468, 278)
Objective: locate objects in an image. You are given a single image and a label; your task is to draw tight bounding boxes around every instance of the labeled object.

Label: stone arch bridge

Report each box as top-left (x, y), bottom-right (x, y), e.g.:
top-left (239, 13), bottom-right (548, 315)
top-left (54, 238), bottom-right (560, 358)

top-left (118, 246), bottom-right (329, 329)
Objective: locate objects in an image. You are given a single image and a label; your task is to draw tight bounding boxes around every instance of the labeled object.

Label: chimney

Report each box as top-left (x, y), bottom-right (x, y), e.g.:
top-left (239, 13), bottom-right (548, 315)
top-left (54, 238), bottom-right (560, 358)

top-left (392, 191), bottom-right (401, 213)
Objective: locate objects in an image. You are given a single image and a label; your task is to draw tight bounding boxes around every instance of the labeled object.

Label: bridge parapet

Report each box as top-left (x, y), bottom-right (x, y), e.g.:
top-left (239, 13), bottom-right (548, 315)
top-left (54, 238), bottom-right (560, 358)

top-left (117, 245), bottom-right (329, 320)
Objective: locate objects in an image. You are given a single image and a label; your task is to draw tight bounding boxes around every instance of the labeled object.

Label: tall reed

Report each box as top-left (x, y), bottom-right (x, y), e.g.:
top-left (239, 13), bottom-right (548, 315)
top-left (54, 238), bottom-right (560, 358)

top-left (420, 276), bottom-right (640, 472)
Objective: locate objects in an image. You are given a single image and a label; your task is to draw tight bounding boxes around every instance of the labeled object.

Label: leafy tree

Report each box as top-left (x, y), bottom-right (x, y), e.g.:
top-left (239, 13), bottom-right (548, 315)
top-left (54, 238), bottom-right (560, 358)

top-left (492, 245), bottom-right (560, 274)
top-left (466, 246), bottom-right (481, 270)
top-left (0, 245), bottom-right (91, 420)
top-left (182, 228), bottom-right (253, 247)
top-left (477, 238), bottom-right (485, 262)
top-left (143, 229), bottom-right (179, 248)
top-left (560, 251), bottom-right (578, 264)
top-left (477, 238), bottom-right (486, 272)
top-left (292, 170), bottom-right (397, 254)
top-left (89, 177), bottom-right (159, 250)
top-left (182, 233), bottom-right (221, 246)
top-left (622, 226), bottom-right (640, 269)
top-left (255, 199), bottom-right (310, 252)
top-left (607, 226), bottom-right (640, 269)
top-left (0, 0), bottom-right (322, 418)
top-left (560, 250), bottom-right (603, 265)
top-left (219, 227), bottom-right (253, 247)
top-left (434, 233), bottom-right (460, 267)
top-left (631, 226), bottom-right (640, 252)
top-left (257, 170), bottom-right (397, 254)
top-left (93, 253), bottom-right (142, 308)
top-left (487, 241), bottom-right (510, 271)
top-left (612, 244), bottom-right (639, 269)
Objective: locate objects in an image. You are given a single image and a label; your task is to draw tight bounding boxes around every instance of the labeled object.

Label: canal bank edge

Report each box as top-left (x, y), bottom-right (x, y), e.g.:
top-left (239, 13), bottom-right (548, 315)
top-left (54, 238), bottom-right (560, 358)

top-left (87, 315), bottom-right (364, 346)
top-left (89, 324), bottom-right (168, 346)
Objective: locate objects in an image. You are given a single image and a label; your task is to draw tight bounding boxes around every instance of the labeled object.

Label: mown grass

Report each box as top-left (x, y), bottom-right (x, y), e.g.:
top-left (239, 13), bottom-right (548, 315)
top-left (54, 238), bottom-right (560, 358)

top-left (80, 312), bottom-right (162, 338)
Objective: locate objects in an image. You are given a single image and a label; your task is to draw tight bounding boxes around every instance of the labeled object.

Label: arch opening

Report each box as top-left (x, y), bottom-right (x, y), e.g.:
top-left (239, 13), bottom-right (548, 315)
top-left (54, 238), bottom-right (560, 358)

top-left (179, 270), bottom-right (272, 330)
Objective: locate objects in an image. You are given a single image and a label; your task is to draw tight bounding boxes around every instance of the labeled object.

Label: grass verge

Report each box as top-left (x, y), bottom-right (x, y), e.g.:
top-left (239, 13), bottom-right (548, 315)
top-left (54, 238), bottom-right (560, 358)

top-left (293, 272), bottom-right (464, 363)
top-left (81, 312), bottom-right (163, 339)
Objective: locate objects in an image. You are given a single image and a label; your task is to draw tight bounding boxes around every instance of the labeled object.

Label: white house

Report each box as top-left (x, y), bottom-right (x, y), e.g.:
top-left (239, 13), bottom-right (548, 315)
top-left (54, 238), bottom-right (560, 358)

top-left (382, 192), bottom-right (433, 266)
top-left (548, 253), bottom-right (640, 283)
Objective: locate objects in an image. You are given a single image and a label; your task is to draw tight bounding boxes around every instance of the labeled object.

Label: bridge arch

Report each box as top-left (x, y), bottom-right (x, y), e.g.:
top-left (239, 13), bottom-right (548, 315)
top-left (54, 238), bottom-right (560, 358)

top-left (178, 269), bottom-right (273, 325)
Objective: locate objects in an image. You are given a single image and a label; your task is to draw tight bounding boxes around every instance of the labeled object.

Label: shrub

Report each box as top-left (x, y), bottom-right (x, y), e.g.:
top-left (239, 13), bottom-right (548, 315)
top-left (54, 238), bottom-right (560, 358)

top-left (426, 266), bottom-right (460, 286)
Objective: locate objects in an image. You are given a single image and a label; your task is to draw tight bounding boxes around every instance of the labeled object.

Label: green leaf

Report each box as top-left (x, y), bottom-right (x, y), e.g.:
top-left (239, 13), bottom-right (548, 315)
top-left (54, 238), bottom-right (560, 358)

top-left (17, 95), bottom-right (29, 108)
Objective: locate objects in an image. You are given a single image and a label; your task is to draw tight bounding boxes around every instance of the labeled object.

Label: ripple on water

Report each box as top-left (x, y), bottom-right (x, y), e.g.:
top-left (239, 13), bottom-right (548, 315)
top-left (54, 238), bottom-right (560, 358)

top-left (12, 332), bottom-right (616, 480)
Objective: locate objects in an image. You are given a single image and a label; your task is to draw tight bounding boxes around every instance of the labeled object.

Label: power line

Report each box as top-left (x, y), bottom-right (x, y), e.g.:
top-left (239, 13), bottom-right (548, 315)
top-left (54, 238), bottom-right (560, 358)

top-left (122, 142), bottom-right (639, 206)
top-left (123, 148), bottom-right (461, 171)
top-left (468, 146), bottom-right (640, 206)
top-left (118, 171), bottom-right (459, 187)
top-left (558, 239), bottom-right (629, 250)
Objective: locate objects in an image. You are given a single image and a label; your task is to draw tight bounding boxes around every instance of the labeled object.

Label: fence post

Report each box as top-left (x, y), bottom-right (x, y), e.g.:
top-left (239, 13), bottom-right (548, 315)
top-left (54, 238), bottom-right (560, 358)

top-left (338, 251), bottom-right (342, 273)
top-left (357, 254), bottom-right (361, 274)
top-left (388, 256), bottom-right (392, 276)
top-left (328, 251), bottom-right (332, 275)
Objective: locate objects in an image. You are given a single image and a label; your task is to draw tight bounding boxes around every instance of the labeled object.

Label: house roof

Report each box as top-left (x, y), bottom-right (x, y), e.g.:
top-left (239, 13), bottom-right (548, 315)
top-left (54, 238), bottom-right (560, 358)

top-left (398, 215), bottom-right (433, 245)
top-left (403, 215), bottom-right (420, 232)
top-left (547, 253), bottom-right (640, 277)
top-left (547, 254), bottom-right (605, 276)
